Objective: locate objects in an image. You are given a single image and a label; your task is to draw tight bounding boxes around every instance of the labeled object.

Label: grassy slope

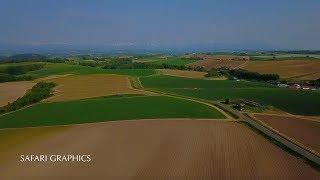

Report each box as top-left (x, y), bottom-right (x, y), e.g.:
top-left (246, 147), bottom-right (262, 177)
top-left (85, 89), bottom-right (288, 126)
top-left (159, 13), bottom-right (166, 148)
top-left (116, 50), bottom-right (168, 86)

top-left (0, 95), bottom-right (224, 129)
top-left (26, 63), bottom-right (155, 78)
top-left (141, 76), bottom-right (320, 116)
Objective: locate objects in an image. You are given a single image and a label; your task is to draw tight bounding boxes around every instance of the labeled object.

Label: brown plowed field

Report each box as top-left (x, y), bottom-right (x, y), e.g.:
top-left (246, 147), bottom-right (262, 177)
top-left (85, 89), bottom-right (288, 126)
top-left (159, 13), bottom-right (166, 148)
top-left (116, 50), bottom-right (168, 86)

top-left (188, 59), bottom-right (247, 70)
top-left (253, 114), bottom-right (320, 153)
top-left (188, 55), bottom-right (248, 70)
top-left (0, 120), bottom-right (318, 179)
top-left (159, 69), bottom-right (206, 79)
top-left (45, 74), bottom-right (146, 102)
top-left (244, 60), bottom-right (320, 80)
top-left (0, 81), bottom-right (35, 107)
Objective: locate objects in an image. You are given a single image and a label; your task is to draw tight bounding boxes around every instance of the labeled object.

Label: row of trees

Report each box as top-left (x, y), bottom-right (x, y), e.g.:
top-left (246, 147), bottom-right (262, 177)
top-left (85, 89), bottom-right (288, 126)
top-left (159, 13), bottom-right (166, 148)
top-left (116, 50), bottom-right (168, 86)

top-left (228, 69), bottom-right (279, 81)
top-left (0, 63), bottom-right (45, 82)
top-left (0, 73), bottom-right (33, 83)
top-left (100, 59), bottom-right (206, 72)
top-left (0, 64), bottom-right (44, 75)
top-left (205, 67), bottom-right (279, 82)
top-left (0, 82), bottom-right (56, 114)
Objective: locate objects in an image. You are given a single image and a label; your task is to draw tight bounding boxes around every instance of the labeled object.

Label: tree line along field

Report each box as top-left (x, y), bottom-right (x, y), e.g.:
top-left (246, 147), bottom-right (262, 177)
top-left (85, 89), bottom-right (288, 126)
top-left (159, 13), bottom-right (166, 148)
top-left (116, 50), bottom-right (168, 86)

top-left (25, 63), bottom-right (156, 78)
top-left (0, 95), bottom-right (225, 129)
top-left (141, 75), bottom-right (320, 116)
top-left (149, 57), bottom-right (198, 66)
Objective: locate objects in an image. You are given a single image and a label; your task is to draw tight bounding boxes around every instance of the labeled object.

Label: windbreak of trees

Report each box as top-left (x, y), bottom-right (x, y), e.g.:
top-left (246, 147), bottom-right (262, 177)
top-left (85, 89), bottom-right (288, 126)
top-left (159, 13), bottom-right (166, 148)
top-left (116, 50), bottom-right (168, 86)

top-left (0, 73), bottom-right (33, 83)
top-left (0, 63), bottom-right (44, 82)
top-left (0, 82), bottom-right (56, 114)
top-left (229, 69), bottom-right (279, 81)
top-left (101, 59), bottom-right (205, 72)
top-left (205, 67), bottom-right (279, 82)
top-left (0, 54), bottom-right (67, 64)
top-left (78, 61), bottom-right (101, 67)
top-left (205, 69), bottom-right (223, 77)
top-left (0, 64), bottom-right (44, 75)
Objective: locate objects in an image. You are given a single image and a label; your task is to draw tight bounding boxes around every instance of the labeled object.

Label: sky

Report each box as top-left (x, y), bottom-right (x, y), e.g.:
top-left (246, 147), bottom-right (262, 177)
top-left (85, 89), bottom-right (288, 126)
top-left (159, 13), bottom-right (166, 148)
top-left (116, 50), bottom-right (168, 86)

top-left (0, 0), bottom-right (319, 50)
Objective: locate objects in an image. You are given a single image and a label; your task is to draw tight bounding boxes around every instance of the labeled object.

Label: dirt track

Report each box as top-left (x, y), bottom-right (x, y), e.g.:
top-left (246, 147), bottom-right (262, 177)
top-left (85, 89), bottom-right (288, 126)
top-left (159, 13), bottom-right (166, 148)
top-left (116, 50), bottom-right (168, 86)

top-left (0, 81), bottom-right (35, 107)
top-left (0, 120), bottom-right (318, 179)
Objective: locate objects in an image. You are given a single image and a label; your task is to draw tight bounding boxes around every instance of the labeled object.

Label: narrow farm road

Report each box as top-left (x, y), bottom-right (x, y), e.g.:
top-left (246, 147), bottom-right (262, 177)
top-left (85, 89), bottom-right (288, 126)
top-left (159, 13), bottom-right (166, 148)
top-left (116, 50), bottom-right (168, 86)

top-left (215, 101), bottom-right (320, 166)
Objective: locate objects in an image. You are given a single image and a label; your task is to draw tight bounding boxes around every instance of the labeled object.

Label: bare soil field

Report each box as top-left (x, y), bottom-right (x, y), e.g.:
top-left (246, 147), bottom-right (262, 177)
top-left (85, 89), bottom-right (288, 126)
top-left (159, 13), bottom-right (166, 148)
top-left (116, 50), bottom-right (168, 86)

top-left (253, 113), bottom-right (320, 153)
top-left (188, 55), bottom-right (248, 70)
top-left (0, 120), bottom-right (318, 179)
top-left (0, 81), bottom-right (35, 107)
top-left (158, 69), bottom-right (206, 79)
top-left (244, 60), bottom-right (320, 80)
top-left (45, 74), bottom-right (146, 102)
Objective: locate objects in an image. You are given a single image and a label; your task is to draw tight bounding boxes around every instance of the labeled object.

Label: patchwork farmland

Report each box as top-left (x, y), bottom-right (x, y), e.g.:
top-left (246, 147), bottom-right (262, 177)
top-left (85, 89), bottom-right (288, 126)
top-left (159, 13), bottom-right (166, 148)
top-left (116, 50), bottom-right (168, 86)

top-left (1, 0), bottom-right (320, 178)
top-left (0, 52), bottom-right (319, 178)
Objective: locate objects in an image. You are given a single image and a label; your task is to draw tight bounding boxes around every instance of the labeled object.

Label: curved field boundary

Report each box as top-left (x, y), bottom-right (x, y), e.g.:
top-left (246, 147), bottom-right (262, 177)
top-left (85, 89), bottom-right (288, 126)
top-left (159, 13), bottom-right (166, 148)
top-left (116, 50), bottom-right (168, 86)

top-left (0, 118), bottom-right (231, 131)
top-left (246, 113), bottom-right (320, 165)
top-left (250, 113), bottom-right (320, 156)
top-left (143, 88), bottom-right (233, 120)
top-left (0, 95), bottom-right (226, 129)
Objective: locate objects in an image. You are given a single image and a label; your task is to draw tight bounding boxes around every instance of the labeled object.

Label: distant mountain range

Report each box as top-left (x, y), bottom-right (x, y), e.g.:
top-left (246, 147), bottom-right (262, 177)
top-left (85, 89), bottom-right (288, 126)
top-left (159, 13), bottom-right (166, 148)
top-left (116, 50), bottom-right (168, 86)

top-left (0, 42), bottom-right (318, 57)
top-left (0, 42), bottom-right (278, 56)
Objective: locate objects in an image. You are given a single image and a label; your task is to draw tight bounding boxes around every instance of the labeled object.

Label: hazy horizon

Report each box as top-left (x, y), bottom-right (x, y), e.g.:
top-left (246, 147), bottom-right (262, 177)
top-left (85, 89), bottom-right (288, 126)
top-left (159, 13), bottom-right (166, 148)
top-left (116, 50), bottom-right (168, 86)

top-left (1, 0), bottom-right (320, 51)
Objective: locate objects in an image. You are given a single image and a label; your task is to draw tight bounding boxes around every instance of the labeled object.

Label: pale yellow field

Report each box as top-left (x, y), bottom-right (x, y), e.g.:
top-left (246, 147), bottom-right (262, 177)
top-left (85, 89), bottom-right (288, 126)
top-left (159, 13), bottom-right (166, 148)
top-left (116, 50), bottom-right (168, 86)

top-left (45, 74), bottom-right (146, 102)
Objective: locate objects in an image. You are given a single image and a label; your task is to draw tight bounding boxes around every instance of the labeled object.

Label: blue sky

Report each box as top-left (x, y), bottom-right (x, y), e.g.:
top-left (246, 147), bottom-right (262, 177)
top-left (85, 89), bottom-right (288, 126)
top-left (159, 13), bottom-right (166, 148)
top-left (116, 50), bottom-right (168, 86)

top-left (0, 0), bottom-right (319, 49)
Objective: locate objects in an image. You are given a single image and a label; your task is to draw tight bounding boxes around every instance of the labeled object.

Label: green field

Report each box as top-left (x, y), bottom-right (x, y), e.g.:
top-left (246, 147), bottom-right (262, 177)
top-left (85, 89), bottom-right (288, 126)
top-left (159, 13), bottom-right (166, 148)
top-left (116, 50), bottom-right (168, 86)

top-left (26, 63), bottom-right (155, 78)
top-left (150, 57), bottom-right (198, 66)
top-left (141, 76), bottom-right (320, 116)
top-left (0, 95), bottom-right (224, 129)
